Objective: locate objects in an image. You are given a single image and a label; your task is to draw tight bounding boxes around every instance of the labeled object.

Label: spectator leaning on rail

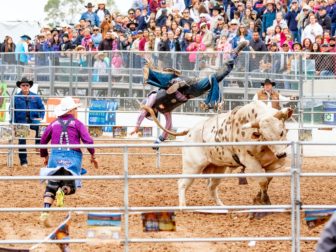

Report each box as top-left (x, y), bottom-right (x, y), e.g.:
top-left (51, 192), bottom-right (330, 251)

top-left (39, 97), bottom-right (98, 227)
top-left (15, 35), bottom-right (31, 65)
top-left (253, 78), bottom-right (297, 110)
top-left (12, 77), bottom-right (45, 168)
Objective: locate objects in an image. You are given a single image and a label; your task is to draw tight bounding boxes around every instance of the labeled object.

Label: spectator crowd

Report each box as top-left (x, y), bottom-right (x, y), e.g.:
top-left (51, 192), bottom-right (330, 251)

top-left (1, 0), bottom-right (336, 81)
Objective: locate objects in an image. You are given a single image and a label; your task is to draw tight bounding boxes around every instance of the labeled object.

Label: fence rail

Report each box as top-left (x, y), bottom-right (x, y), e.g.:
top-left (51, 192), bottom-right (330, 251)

top-left (0, 141), bottom-right (335, 251)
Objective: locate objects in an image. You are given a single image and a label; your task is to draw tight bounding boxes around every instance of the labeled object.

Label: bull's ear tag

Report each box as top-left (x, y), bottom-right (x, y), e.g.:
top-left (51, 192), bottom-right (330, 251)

top-left (252, 132), bottom-right (261, 139)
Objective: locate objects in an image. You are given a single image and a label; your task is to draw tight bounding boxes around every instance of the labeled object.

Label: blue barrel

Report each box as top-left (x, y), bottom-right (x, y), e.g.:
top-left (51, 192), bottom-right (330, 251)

top-left (323, 102), bottom-right (336, 125)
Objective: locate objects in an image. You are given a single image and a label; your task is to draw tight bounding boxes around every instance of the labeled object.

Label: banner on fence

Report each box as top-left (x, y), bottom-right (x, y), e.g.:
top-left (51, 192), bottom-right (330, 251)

top-left (87, 212), bottom-right (121, 241)
top-left (0, 126), bottom-right (11, 143)
top-left (305, 209), bottom-right (336, 229)
top-left (138, 127), bottom-right (153, 137)
top-left (141, 211), bottom-right (176, 232)
top-left (0, 83), bottom-right (7, 122)
top-left (112, 126), bottom-right (127, 138)
top-left (88, 100), bottom-right (118, 132)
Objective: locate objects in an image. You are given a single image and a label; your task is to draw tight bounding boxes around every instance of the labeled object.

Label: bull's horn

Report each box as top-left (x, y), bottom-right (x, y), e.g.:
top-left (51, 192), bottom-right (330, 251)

top-left (140, 104), bottom-right (189, 137)
top-left (242, 121), bottom-right (260, 129)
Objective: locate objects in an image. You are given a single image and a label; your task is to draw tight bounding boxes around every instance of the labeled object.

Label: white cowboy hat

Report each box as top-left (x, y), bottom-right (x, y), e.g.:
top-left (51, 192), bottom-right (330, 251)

top-left (54, 97), bottom-right (82, 117)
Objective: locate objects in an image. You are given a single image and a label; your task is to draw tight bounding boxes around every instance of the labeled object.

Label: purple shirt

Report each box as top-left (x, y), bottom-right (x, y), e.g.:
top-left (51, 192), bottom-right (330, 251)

top-left (40, 114), bottom-right (95, 157)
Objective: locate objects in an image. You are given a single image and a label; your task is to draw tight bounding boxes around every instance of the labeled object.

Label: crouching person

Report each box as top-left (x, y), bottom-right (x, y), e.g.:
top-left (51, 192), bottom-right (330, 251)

top-left (39, 97), bottom-right (98, 227)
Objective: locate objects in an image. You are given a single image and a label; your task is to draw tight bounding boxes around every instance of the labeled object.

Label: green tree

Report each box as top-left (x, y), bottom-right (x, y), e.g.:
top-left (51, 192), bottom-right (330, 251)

top-left (44, 0), bottom-right (61, 23)
top-left (44, 0), bottom-right (118, 24)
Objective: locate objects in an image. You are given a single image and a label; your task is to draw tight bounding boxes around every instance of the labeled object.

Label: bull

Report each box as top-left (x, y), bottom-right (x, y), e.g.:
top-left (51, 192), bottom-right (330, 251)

top-left (178, 101), bottom-right (293, 210)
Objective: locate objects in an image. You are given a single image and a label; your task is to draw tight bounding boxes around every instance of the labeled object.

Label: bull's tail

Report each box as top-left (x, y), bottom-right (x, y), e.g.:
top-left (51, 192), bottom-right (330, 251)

top-left (140, 105), bottom-right (189, 137)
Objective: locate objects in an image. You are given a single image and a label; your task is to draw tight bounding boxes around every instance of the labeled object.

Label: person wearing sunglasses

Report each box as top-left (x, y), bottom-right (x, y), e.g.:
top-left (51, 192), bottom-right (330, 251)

top-left (12, 77), bottom-right (45, 168)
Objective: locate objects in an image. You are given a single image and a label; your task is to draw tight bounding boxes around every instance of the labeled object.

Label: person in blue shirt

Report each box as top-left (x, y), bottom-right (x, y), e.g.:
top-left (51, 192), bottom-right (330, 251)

top-left (80, 2), bottom-right (100, 27)
top-left (13, 77), bottom-right (45, 167)
top-left (15, 35), bottom-right (31, 65)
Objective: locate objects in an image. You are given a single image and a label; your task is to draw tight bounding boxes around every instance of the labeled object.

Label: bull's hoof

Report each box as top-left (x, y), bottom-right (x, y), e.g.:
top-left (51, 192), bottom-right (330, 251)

top-left (249, 211), bottom-right (271, 220)
top-left (238, 177), bottom-right (248, 185)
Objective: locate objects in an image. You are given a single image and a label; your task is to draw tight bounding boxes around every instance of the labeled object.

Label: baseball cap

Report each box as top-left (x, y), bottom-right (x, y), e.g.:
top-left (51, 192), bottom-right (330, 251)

top-left (318, 6), bottom-right (326, 10)
top-left (200, 13), bottom-right (207, 18)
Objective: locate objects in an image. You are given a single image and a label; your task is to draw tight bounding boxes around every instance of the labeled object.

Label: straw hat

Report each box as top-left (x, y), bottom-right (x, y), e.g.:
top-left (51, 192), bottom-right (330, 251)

top-left (54, 97), bottom-right (82, 117)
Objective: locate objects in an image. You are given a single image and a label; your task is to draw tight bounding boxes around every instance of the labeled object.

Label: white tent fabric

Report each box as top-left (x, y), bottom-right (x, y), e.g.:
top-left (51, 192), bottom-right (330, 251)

top-left (0, 21), bottom-right (41, 44)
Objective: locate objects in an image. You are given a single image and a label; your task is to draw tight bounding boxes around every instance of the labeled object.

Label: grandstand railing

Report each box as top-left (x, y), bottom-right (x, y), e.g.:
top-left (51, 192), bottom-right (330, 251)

top-left (0, 141), bottom-right (334, 252)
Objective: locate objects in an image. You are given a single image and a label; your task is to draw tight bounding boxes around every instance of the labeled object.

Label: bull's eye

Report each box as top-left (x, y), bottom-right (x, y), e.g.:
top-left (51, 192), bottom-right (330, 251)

top-left (280, 131), bottom-right (284, 137)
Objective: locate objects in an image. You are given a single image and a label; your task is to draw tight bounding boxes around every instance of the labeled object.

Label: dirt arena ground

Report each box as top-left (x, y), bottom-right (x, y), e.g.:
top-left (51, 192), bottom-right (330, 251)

top-left (0, 140), bottom-right (334, 252)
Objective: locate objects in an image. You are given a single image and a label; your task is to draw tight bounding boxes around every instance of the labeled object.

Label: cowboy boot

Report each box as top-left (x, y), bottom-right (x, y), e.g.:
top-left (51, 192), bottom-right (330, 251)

top-left (231, 41), bottom-right (249, 59)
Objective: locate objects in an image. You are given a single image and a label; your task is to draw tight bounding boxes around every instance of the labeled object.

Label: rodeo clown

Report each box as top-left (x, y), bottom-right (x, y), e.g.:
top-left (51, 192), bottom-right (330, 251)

top-left (131, 41), bottom-right (249, 149)
top-left (39, 97), bottom-right (98, 227)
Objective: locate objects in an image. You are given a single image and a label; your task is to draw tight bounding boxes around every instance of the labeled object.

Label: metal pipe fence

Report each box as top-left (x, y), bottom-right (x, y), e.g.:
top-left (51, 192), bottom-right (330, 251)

top-left (0, 141), bottom-right (334, 251)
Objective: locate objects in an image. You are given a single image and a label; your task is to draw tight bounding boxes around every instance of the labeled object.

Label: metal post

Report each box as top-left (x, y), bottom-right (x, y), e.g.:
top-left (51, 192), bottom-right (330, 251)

top-left (8, 95), bottom-right (14, 167)
top-left (123, 146), bottom-right (129, 252)
top-left (128, 52), bottom-right (133, 97)
top-left (156, 148), bottom-right (160, 169)
top-left (0, 53), bottom-right (4, 82)
top-left (69, 53), bottom-right (73, 96)
top-left (50, 53), bottom-right (55, 95)
top-left (108, 51), bottom-right (112, 97)
top-left (243, 52), bottom-right (249, 103)
top-left (293, 141), bottom-right (301, 252)
top-left (298, 54), bottom-right (304, 130)
top-left (290, 141), bottom-right (296, 252)
top-left (88, 53), bottom-right (93, 97)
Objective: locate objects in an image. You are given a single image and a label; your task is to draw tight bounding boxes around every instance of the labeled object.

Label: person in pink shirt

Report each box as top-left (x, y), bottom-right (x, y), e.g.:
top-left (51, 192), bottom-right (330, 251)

top-left (186, 34), bottom-right (206, 63)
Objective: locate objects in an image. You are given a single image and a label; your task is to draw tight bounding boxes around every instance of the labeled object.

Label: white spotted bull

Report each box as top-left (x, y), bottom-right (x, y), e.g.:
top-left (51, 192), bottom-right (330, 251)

top-left (178, 101), bottom-right (293, 209)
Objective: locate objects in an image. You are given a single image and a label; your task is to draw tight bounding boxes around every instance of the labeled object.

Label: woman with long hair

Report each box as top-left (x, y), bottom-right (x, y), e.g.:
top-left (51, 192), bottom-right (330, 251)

top-left (231, 24), bottom-right (251, 49)
top-left (50, 31), bottom-right (61, 66)
top-left (1, 36), bottom-right (16, 65)
top-left (148, 19), bottom-right (156, 32)
top-left (241, 8), bottom-right (253, 27)
top-left (302, 38), bottom-right (313, 52)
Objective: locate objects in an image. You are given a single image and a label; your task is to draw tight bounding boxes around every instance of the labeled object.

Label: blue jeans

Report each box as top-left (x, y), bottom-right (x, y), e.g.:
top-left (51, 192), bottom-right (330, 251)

top-left (331, 23), bottom-right (336, 37)
top-left (18, 125), bottom-right (39, 165)
top-left (291, 30), bottom-right (300, 43)
top-left (320, 70), bottom-right (334, 78)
